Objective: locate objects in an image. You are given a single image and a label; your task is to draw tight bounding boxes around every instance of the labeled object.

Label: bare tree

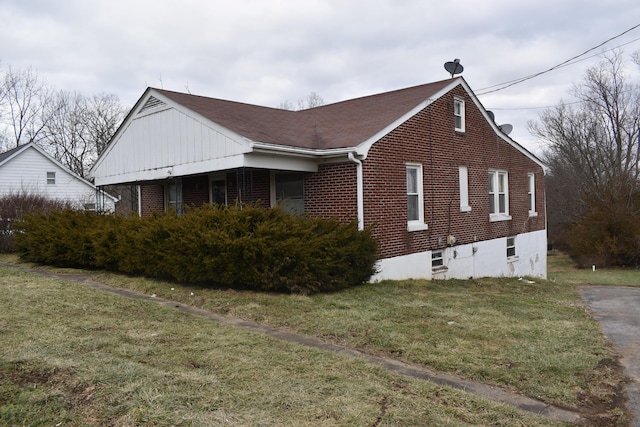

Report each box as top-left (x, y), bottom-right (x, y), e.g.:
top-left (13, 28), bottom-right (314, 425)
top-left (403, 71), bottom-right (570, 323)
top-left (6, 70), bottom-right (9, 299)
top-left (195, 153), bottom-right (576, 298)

top-left (0, 66), bottom-right (53, 148)
top-left (278, 91), bottom-right (325, 110)
top-left (86, 92), bottom-right (126, 156)
top-left (529, 50), bottom-right (640, 265)
top-left (41, 90), bottom-right (126, 177)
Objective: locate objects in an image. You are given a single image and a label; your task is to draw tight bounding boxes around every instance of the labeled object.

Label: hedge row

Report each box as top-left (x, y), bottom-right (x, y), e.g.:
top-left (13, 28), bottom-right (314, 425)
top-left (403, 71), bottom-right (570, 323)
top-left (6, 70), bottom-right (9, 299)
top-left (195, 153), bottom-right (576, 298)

top-left (14, 205), bottom-right (379, 294)
top-left (0, 192), bottom-right (73, 253)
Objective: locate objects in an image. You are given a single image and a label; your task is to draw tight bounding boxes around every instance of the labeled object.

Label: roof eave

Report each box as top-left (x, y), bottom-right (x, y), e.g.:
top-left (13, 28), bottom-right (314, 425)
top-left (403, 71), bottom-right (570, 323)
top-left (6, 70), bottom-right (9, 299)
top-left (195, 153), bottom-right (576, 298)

top-left (251, 141), bottom-right (358, 159)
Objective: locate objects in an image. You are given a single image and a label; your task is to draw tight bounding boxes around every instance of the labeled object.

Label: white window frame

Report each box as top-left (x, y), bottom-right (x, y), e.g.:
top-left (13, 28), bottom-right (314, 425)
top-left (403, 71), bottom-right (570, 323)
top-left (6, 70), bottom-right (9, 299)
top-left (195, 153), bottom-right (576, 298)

top-left (406, 163), bottom-right (427, 232)
top-left (454, 97), bottom-right (465, 132)
top-left (431, 250), bottom-right (445, 269)
top-left (489, 170), bottom-right (511, 222)
top-left (528, 173), bottom-right (538, 217)
top-left (507, 236), bottom-right (517, 260)
top-left (459, 166), bottom-right (471, 212)
top-left (46, 171), bottom-right (56, 185)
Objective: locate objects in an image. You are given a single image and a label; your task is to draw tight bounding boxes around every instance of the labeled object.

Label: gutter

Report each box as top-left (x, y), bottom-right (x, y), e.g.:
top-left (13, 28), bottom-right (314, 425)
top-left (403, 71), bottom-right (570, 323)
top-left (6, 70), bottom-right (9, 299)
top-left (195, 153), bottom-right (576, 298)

top-left (348, 152), bottom-right (365, 231)
top-left (251, 141), bottom-right (358, 158)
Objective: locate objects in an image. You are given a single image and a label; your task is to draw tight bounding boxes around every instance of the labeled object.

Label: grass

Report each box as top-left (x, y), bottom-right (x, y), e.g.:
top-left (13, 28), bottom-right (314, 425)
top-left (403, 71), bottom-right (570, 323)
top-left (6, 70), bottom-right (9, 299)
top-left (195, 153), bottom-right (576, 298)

top-left (1, 251), bottom-right (637, 425)
top-left (547, 250), bottom-right (640, 287)
top-left (0, 264), bottom-right (561, 426)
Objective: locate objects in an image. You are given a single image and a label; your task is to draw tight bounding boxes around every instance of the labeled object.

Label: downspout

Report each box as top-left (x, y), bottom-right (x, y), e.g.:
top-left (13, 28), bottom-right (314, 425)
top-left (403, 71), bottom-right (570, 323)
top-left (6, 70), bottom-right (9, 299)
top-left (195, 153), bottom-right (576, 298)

top-left (348, 152), bottom-right (365, 231)
top-left (137, 184), bottom-right (142, 217)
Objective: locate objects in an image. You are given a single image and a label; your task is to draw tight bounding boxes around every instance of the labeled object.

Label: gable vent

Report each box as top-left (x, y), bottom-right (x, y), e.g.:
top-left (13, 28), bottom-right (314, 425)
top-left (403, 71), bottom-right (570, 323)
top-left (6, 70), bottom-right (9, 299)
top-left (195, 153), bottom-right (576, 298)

top-left (139, 96), bottom-right (166, 113)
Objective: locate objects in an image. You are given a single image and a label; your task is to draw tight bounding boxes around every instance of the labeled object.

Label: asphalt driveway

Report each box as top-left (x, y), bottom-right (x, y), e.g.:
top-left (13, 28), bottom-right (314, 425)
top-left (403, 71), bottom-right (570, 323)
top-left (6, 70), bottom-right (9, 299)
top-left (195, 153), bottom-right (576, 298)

top-left (581, 286), bottom-right (640, 427)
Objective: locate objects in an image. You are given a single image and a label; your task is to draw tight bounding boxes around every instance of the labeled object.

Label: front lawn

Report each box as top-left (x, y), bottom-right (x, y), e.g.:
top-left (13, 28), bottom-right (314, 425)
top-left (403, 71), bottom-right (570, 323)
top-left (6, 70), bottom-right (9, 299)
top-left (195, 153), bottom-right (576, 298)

top-left (0, 262), bottom-right (561, 426)
top-left (0, 251), bottom-right (633, 425)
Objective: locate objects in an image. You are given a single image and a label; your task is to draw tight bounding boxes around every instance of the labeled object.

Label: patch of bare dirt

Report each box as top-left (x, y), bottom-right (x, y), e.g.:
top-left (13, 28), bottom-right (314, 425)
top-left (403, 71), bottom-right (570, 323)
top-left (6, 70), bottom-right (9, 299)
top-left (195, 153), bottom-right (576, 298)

top-left (0, 362), bottom-right (96, 408)
top-left (576, 357), bottom-right (633, 426)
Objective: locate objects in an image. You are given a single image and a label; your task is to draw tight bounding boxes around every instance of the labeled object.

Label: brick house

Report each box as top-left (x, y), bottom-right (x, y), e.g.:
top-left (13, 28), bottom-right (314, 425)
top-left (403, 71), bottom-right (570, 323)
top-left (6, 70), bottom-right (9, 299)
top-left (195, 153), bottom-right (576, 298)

top-left (90, 77), bottom-right (546, 281)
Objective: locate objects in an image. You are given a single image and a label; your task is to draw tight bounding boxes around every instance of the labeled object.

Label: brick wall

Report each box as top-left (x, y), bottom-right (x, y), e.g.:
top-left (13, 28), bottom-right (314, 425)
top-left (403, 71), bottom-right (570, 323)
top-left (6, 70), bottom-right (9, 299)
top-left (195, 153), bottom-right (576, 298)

top-left (140, 184), bottom-right (164, 216)
top-left (363, 86), bottom-right (546, 259)
top-left (182, 175), bottom-right (210, 208)
top-left (305, 162), bottom-right (358, 222)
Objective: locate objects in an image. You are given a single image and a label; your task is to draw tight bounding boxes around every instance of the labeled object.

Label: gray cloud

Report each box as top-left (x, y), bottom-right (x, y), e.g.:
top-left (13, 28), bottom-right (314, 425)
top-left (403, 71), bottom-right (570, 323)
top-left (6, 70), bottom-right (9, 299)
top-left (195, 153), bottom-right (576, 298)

top-left (1, 0), bottom-right (640, 153)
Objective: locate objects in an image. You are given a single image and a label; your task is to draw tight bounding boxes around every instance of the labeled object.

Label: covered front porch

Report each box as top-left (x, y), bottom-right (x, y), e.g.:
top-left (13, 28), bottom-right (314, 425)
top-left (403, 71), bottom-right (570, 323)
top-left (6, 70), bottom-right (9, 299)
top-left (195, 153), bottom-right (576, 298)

top-left (116, 167), bottom-right (305, 217)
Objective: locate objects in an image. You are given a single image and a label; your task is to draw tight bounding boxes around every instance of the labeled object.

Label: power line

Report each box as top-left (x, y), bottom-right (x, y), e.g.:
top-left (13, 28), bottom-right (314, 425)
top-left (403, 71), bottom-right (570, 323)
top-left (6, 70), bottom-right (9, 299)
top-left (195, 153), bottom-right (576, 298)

top-left (489, 100), bottom-right (584, 111)
top-left (476, 23), bottom-right (640, 96)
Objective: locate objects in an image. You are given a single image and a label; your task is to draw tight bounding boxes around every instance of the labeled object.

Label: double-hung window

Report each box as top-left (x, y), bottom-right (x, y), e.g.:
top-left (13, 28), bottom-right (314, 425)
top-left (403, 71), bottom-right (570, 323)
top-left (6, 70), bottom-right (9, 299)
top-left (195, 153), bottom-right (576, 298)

top-left (46, 172), bottom-right (56, 185)
top-left (406, 163), bottom-right (427, 231)
top-left (454, 97), bottom-right (465, 132)
top-left (528, 173), bottom-right (537, 216)
top-left (458, 166), bottom-right (471, 212)
top-left (489, 170), bottom-right (510, 221)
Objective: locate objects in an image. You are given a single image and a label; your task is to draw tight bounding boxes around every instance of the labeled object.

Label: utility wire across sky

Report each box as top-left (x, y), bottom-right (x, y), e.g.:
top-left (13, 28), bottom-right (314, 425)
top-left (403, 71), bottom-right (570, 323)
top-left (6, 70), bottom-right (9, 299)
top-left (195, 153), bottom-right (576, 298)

top-left (476, 22), bottom-right (640, 97)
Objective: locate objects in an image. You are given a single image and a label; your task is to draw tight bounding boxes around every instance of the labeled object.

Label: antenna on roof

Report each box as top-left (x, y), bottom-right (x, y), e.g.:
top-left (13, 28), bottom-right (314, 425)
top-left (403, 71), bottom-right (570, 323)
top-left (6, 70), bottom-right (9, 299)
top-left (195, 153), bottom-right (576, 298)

top-left (498, 124), bottom-right (513, 135)
top-left (444, 59), bottom-right (464, 78)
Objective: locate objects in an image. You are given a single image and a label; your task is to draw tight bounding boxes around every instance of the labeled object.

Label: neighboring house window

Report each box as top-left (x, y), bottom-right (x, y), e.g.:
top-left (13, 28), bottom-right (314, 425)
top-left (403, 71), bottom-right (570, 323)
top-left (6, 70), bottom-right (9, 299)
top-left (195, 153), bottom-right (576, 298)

top-left (507, 236), bottom-right (516, 258)
top-left (272, 171), bottom-right (304, 215)
top-left (83, 203), bottom-right (96, 211)
top-left (528, 173), bottom-right (537, 216)
top-left (454, 97), bottom-right (465, 132)
top-left (459, 166), bottom-right (471, 212)
top-left (432, 250), bottom-right (444, 268)
top-left (166, 179), bottom-right (183, 214)
top-left (489, 170), bottom-right (510, 221)
top-left (47, 172), bottom-right (56, 185)
top-left (406, 163), bottom-right (427, 231)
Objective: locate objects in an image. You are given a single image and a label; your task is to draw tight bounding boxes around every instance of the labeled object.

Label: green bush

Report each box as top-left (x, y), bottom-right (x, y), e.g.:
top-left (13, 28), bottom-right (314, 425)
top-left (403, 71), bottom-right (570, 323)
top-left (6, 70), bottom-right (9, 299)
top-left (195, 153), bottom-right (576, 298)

top-left (14, 205), bottom-right (379, 294)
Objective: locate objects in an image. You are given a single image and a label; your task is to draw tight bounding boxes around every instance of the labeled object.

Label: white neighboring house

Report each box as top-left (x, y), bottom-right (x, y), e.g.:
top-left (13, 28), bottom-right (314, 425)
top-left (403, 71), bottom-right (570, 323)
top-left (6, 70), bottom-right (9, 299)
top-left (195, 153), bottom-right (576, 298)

top-left (0, 142), bottom-right (117, 212)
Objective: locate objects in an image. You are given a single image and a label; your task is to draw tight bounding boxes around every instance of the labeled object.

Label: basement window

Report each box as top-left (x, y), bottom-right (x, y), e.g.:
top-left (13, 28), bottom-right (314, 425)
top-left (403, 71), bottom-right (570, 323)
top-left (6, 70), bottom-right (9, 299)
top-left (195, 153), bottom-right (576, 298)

top-left (507, 236), bottom-right (516, 258)
top-left (432, 250), bottom-right (444, 268)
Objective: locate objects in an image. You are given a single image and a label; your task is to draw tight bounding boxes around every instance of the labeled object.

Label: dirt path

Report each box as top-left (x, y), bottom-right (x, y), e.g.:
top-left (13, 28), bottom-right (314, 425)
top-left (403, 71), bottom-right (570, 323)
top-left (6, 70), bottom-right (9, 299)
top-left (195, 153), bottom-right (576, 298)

top-left (2, 262), bottom-right (587, 424)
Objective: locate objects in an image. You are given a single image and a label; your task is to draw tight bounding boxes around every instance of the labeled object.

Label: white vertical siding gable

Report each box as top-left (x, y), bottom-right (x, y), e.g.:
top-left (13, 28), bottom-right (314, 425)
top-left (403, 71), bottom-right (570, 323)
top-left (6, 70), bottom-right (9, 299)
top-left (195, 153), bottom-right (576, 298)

top-left (91, 90), bottom-right (252, 186)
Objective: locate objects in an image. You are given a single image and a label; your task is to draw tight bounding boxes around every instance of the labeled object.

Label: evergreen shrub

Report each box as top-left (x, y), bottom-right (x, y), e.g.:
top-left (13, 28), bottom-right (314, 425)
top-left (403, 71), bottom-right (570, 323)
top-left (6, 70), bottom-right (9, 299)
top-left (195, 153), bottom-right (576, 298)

top-left (0, 192), bottom-right (73, 253)
top-left (14, 205), bottom-right (379, 294)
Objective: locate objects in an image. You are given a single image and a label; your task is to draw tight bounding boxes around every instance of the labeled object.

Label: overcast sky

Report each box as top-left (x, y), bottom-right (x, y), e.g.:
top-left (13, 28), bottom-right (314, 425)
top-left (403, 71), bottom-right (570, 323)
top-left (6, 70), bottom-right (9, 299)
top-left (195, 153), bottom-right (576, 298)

top-left (2, 0), bottom-right (640, 154)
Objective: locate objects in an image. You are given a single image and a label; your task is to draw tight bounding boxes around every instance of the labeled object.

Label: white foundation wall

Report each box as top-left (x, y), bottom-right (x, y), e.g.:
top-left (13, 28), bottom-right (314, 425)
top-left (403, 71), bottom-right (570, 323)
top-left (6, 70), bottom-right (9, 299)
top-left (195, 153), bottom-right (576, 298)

top-left (372, 229), bottom-right (547, 282)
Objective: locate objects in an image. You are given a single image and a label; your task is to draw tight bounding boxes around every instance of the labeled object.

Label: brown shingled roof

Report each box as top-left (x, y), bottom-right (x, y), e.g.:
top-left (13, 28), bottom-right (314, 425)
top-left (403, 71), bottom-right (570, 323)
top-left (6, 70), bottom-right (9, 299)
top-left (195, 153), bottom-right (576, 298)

top-left (154, 78), bottom-right (455, 150)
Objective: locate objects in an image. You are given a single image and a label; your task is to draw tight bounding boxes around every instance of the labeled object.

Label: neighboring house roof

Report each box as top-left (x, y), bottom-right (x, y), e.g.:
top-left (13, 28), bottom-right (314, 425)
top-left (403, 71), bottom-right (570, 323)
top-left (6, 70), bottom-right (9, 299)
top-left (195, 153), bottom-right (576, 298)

top-left (0, 144), bottom-right (25, 165)
top-left (0, 142), bottom-right (118, 202)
